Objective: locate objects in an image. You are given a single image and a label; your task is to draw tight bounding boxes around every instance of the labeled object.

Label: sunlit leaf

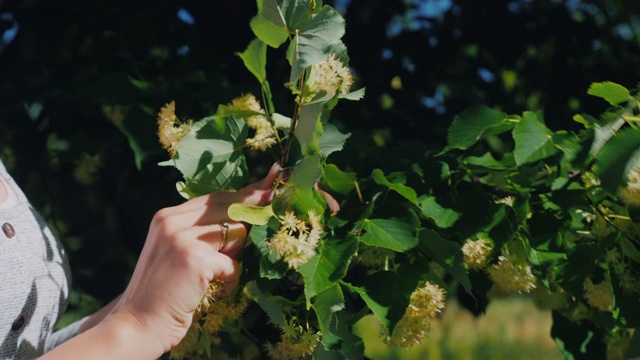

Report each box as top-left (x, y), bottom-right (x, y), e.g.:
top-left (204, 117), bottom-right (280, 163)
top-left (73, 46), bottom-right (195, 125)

top-left (595, 128), bottom-right (640, 194)
top-left (419, 196), bottom-right (460, 229)
top-left (312, 284), bottom-right (345, 349)
top-left (513, 111), bottom-right (557, 166)
top-left (299, 235), bottom-right (358, 307)
top-left (323, 163), bottom-right (355, 195)
top-left (357, 218), bottom-right (418, 251)
top-left (318, 123), bottom-right (350, 158)
top-left (250, 0), bottom-right (288, 47)
top-left (228, 204), bottom-right (275, 225)
top-left (587, 81), bottom-right (631, 105)
top-left (237, 38), bottom-right (268, 84)
top-left (371, 168), bottom-right (418, 206)
top-left (288, 6), bottom-right (345, 82)
top-left (295, 102), bottom-right (324, 156)
top-left (443, 105), bottom-right (510, 152)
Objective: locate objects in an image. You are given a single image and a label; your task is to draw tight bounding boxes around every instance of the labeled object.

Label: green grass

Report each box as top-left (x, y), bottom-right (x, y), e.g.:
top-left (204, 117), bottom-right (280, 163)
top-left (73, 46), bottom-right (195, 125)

top-left (353, 296), bottom-right (563, 360)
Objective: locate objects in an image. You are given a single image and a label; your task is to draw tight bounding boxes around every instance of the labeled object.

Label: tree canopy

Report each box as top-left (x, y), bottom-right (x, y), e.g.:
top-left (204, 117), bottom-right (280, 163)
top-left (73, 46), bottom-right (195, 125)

top-left (1, 0), bottom-right (640, 358)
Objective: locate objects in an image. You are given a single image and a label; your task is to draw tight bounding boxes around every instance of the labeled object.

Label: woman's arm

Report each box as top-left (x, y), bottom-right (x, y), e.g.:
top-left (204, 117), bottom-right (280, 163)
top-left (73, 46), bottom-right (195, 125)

top-left (76, 294), bottom-right (122, 334)
top-left (40, 163), bottom-right (281, 359)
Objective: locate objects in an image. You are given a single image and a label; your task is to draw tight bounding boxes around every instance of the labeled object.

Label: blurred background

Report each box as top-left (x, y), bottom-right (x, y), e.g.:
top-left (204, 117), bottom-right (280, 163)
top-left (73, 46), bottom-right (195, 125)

top-left (1, 0), bottom-right (639, 358)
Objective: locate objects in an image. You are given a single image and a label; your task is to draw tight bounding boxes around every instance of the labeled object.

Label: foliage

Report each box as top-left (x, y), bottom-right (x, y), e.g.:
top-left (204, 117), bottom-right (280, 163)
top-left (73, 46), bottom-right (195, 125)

top-left (150, 2), bottom-right (640, 359)
top-left (3, 0), bottom-right (640, 359)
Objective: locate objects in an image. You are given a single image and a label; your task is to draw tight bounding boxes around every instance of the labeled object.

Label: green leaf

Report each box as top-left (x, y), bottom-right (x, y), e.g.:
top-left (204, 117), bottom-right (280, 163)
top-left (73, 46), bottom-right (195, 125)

top-left (290, 154), bottom-right (323, 188)
top-left (339, 87), bottom-right (365, 101)
top-left (288, 6), bottom-right (345, 83)
top-left (116, 104), bottom-right (161, 169)
top-left (246, 280), bottom-right (286, 327)
top-left (299, 235), bottom-right (357, 308)
top-left (312, 284), bottom-right (345, 349)
top-left (357, 218), bottom-right (418, 252)
top-left (274, 185), bottom-right (325, 216)
top-left (371, 169), bottom-right (418, 206)
top-left (228, 204), bottom-right (275, 225)
top-left (620, 237), bottom-right (640, 264)
top-left (250, 0), bottom-right (289, 48)
top-left (294, 102), bottom-right (324, 156)
top-left (587, 81), bottom-right (631, 105)
top-left (443, 105), bottom-right (510, 152)
top-left (513, 111), bottom-right (557, 166)
top-left (417, 229), bottom-right (471, 293)
top-left (419, 196), bottom-right (460, 229)
top-left (257, 0), bottom-right (287, 27)
top-left (462, 152), bottom-right (514, 171)
top-left (590, 118), bottom-right (625, 156)
top-left (273, 0), bottom-right (312, 30)
top-left (164, 115), bottom-right (249, 194)
top-left (250, 222), bottom-right (291, 279)
top-left (551, 310), bottom-right (605, 359)
top-left (314, 309), bottom-right (365, 359)
top-left (169, 115), bottom-right (247, 177)
top-left (318, 123), bottom-right (350, 158)
top-left (344, 260), bottom-right (423, 332)
top-left (595, 128), bottom-right (640, 194)
top-left (528, 248), bottom-right (567, 266)
top-left (323, 163), bottom-right (355, 195)
top-left (183, 158), bottom-right (247, 196)
top-left (237, 38), bottom-right (268, 84)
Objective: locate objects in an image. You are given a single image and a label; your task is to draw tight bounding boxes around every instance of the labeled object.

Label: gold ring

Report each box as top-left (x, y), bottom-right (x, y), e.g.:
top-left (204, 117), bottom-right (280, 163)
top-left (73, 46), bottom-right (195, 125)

top-left (219, 222), bottom-right (230, 251)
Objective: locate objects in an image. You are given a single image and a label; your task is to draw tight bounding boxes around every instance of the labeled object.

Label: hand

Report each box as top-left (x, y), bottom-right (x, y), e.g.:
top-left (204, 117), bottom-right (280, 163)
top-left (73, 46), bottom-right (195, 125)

top-left (108, 163), bottom-right (281, 354)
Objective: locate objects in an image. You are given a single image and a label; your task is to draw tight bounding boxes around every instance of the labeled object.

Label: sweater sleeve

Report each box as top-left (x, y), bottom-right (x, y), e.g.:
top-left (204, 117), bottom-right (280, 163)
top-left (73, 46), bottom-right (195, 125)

top-left (45, 316), bottom-right (89, 352)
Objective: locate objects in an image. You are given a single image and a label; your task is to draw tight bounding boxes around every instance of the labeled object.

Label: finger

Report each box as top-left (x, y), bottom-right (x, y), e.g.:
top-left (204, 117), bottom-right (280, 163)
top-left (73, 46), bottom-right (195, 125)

top-left (316, 184), bottom-right (340, 215)
top-left (239, 162), bottom-right (281, 193)
top-left (181, 221), bottom-right (247, 254)
top-left (167, 189), bottom-right (274, 225)
top-left (208, 252), bottom-right (242, 295)
top-left (177, 190), bottom-right (265, 210)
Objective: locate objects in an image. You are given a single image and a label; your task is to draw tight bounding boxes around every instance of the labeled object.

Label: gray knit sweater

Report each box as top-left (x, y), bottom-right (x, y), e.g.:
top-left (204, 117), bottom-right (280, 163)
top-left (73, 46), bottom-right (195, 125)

top-left (0, 161), bottom-right (86, 359)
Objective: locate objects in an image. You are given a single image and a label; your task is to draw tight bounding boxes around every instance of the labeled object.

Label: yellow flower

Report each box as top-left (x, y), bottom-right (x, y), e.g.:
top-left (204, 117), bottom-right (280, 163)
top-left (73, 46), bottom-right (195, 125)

top-left (227, 93), bottom-right (277, 152)
top-left (157, 101), bottom-right (192, 157)
top-left (168, 322), bottom-right (202, 360)
top-left (461, 238), bottom-right (492, 270)
top-left (388, 281), bottom-right (446, 348)
top-left (583, 276), bottom-right (614, 312)
top-left (264, 318), bottom-right (321, 360)
top-left (308, 53), bottom-right (353, 99)
top-left (487, 249), bottom-right (536, 294)
top-left (619, 164), bottom-right (640, 207)
top-left (266, 210), bottom-right (324, 269)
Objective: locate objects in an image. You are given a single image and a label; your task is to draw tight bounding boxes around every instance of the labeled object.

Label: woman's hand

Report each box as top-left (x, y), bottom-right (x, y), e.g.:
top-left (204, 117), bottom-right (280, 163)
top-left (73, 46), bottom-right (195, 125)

top-left (107, 162), bottom-right (281, 355)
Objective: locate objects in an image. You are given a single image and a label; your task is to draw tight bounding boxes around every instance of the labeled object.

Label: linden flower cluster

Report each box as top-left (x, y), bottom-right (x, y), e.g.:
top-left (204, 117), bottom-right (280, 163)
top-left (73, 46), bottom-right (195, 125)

top-left (605, 248), bottom-right (640, 294)
top-left (487, 249), bottom-right (537, 294)
top-left (227, 93), bottom-right (277, 152)
top-left (157, 101), bottom-right (193, 157)
top-left (264, 318), bottom-right (321, 360)
top-left (461, 238), bottom-right (492, 270)
top-left (583, 276), bottom-right (614, 312)
top-left (169, 281), bottom-right (251, 360)
top-left (307, 53), bottom-right (353, 99)
top-left (619, 163), bottom-right (640, 207)
top-left (266, 210), bottom-right (324, 270)
top-left (388, 281), bottom-right (446, 349)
